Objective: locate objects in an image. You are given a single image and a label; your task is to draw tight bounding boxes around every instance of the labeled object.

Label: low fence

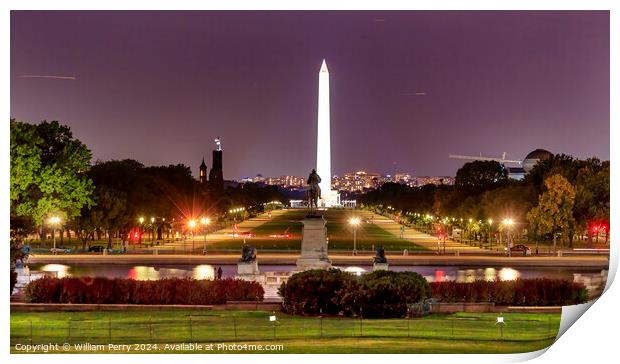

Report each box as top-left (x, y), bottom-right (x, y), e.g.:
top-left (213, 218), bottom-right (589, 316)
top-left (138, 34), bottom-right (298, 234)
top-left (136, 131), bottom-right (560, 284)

top-left (11, 312), bottom-right (560, 347)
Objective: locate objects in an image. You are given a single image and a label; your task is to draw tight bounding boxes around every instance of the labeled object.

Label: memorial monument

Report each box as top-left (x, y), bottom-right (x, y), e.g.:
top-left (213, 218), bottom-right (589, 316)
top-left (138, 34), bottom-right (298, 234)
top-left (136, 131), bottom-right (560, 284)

top-left (296, 169), bottom-right (332, 270)
top-left (237, 244), bottom-right (260, 276)
top-left (373, 245), bottom-right (389, 271)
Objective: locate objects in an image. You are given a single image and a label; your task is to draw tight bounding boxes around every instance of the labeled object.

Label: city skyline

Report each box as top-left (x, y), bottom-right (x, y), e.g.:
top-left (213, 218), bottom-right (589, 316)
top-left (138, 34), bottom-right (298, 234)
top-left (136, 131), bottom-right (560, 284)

top-left (11, 11), bottom-right (610, 178)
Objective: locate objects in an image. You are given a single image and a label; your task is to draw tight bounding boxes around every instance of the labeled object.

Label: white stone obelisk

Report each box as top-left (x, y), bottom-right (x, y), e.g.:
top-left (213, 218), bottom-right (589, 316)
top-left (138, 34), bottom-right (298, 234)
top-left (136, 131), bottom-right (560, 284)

top-left (316, 59), bottom-right (339, 207)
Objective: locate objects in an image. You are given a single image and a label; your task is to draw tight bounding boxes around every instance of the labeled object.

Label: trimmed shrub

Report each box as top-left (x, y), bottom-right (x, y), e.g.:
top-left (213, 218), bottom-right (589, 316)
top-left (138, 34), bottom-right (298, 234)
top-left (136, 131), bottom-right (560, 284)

top-left (340, 271), bottom-right (432, 318)
top-left (279, 269), bottom-right (431, 318)
top-left (279, 269), bottom-right (356, 315)
top-left (24, 277), bottom-right (264, 304)
top-left (430, 278), bottom-right (588, 306)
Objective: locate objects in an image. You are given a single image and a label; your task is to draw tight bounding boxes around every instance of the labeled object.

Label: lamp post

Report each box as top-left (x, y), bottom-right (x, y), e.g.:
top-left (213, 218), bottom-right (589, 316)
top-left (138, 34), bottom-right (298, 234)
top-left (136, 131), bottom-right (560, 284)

top-left (151, 217), bottom-right (155, 244)
top-left (48, 216), bottom-right (61, 253)
top-left (503, 218), bottom-right (514, 257)
top-left (349, 217), bottom-right (361, 256)
top-left (488, 219), bottom-right (493, 250)
top-left (188, 220), bottom-right (197, 254)
top-left (138, 217), bottom-right (144, 247)
top-left (200, 217), bottom-right (210, 254)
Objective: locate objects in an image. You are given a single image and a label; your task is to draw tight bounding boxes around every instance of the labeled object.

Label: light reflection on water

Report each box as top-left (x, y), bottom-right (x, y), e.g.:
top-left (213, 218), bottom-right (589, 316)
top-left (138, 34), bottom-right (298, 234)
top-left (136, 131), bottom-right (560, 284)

top-left (28, 263), bottom-right (602, 285)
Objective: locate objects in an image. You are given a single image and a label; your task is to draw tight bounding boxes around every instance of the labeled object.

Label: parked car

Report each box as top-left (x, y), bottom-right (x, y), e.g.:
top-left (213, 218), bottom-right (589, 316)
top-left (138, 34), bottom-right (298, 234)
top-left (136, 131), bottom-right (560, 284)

top-left (508, 244), bottom-right (532, 256)
top-left (49, 247), bottom-right (71, 254)
top-left (88, 245), bottom-right (106, 253)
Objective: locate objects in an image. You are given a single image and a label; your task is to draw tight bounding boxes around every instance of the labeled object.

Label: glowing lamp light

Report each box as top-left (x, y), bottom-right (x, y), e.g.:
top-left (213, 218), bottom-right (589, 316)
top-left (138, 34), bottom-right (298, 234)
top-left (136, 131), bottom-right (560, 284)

top-left (188, 220), bottom-right (197, 228)
top-left (503, 218), bottom-right (514, 226)
top-left (201, 217), bottom-right (210, 225)
top-left (269, 314), bottom-right (277, 322)
top-left (349, 217), bottom-right (361, 226)
top-left (151, 217), bottom-right (155, 223)
top-left (488, 219), bottom-right (493, 225)
top-left (49, 216), bottom-right (61, 225)
top-left (497, 316), bottom-right (505, 324)
top-left (139, 217), bottom-right (144, 224)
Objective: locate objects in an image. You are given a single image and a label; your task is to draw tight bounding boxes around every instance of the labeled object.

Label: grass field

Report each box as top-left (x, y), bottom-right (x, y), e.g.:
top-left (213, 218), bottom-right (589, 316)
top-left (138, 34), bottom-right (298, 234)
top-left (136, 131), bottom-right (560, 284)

top-left (11, 309), bottom-right (559, 354)
top-left (208, 209), bottom-right (427, 251)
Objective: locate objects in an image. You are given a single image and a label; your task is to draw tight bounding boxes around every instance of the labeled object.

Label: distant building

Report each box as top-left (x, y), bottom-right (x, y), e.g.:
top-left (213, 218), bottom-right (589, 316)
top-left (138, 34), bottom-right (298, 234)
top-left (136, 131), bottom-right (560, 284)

top-left (199, 158), bottom-right (207, 184)
top-left (415, 176), bottom-right (455, 186)
top-left (208, 138), bottom-right (224, 191)
top-left (521, 149), bottom-right (553, 173)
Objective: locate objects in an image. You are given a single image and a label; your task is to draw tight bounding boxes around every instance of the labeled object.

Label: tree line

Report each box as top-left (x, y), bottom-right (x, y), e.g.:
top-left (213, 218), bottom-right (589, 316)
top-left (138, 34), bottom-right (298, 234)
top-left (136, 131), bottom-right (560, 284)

top-left (359, 157), bottom-right (609, 248)
top-left (10, 119), bottom-right (286, 251)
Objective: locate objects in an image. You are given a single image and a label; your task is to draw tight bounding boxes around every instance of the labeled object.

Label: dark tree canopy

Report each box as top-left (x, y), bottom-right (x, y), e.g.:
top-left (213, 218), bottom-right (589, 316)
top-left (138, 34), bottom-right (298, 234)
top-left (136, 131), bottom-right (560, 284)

top-left (455, 160), bottom-right (507, 191)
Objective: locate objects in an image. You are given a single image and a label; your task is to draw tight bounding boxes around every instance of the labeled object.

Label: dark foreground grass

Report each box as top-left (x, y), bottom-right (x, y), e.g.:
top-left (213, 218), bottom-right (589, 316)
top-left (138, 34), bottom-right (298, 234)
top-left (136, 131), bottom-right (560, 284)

top-left (11, 309), bottom-right (559, 354)
top-left (209, 209), bottom-right (427, 251)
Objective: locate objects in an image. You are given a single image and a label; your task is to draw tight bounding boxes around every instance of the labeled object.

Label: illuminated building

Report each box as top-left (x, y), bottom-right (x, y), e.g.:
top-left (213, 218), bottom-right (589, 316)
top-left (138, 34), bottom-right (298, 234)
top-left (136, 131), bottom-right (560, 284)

top-left (316, 59), bottom-right (340, 207)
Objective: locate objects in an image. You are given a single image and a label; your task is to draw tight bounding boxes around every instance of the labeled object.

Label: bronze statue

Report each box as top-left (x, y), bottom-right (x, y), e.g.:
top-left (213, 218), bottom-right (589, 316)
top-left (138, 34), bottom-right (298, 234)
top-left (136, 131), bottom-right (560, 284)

top-left (373, 245), bottom-right (387, 263)
top-left (240, 244), bottom-right (257, 262)
top-left (306, 169), bottom-right (321, 214)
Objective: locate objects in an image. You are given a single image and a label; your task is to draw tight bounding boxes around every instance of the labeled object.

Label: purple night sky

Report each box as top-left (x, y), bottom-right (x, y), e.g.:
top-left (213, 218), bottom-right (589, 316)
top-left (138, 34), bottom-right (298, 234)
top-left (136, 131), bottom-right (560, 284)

top-left (10, 11), bottom-right (609, 179)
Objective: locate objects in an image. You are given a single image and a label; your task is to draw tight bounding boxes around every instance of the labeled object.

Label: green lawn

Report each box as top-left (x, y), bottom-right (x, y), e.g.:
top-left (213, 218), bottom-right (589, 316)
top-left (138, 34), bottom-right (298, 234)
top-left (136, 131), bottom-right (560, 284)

top-left (209, 209), bottom-right (427, 251)
top-left (11, 309), bottom-right (559, 354)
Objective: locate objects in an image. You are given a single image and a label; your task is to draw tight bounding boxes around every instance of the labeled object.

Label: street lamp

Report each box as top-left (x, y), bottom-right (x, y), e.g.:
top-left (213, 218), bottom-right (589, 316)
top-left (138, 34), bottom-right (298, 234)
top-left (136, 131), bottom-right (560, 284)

top-left (502, 218), bottom-right (514, 257)
top-left (200, 217), bottom-right (210, 254)
top-left (488, 219), bottom-right (494, 250)
top-left (151, 217), bottom-right (155, 244)
top-left (48, 216), bottom-right (61, 253)
top-left (349, 217), bottom-right (361, 256)
top-left (138, 217), bottom-right (144, 247)
top-left (188, 219), bottom-right (197, 254)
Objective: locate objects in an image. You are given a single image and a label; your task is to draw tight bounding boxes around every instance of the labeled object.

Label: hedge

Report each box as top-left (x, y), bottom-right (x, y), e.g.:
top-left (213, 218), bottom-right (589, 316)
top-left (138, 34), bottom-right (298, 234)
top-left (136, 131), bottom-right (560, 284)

top-left (279, 269), bottom-right (355, 315)
top-left (279, 269), bottom-right (431, 318)
top-left (340, 270), bottom-right (432, 318)
top-left (430, 278), bottom-right (588, 306)
top-left (24, 277), bottom-right (264, 304)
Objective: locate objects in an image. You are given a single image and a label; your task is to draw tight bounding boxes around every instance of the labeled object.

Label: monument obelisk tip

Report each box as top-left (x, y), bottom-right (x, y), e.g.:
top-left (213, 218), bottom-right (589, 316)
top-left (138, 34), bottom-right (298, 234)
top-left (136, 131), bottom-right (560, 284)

top-left (320, 59), bottom-right (328, 73)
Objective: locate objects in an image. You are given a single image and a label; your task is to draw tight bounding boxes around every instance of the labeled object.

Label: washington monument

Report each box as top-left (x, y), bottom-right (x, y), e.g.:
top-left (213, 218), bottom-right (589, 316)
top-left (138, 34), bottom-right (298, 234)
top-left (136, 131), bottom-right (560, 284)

top-left (316, 59), bottom-right (340, 207)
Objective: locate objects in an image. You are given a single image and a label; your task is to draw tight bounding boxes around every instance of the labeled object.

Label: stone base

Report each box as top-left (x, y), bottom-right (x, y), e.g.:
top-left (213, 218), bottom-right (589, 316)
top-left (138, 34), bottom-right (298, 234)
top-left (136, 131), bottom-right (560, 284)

top-left (295, 258), bottom-right (333, 271)
top-left (296, 215), bottom-right (332, 270)
top-left (373, 262), bottom-right (389, 271)
top-left (237, 261), bottom-right (260, 276)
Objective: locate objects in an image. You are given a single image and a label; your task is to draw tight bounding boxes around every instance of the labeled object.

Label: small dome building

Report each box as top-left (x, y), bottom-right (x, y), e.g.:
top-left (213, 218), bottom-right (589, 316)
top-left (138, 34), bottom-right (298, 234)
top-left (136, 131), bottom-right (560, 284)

top-left (522, 149), bottom-right (553, 173)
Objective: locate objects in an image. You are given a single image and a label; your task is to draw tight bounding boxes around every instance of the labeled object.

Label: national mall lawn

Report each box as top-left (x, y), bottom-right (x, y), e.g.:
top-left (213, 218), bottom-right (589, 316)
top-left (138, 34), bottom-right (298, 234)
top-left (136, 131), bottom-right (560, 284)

top-left (11, 309), bottom-right (559, 354)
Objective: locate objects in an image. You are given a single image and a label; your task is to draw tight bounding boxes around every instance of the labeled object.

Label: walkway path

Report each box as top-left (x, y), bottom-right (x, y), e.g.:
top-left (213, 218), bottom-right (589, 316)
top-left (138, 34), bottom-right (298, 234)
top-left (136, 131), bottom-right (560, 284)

top-left (367, 212), bottom-right (485, 253)
top-left (147, 210), bottom-right (288, 252)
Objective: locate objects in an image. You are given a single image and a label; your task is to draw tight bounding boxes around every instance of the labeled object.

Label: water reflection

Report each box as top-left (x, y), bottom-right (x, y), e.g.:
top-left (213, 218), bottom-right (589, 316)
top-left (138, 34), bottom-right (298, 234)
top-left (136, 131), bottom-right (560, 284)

top-left (342, 266), bottom-right (367, 276)
top-left (498, 267), bottom-right (520, 281)
top-left (193, 265), bottom-right (215, 280)
top-left (39, 264), bottom-right (70, 278)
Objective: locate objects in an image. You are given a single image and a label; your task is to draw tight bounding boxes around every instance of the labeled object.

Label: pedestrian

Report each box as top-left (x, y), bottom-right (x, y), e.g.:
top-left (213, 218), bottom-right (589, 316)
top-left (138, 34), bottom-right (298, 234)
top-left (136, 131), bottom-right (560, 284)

top-left (217, 266), bottom-right (223, 280)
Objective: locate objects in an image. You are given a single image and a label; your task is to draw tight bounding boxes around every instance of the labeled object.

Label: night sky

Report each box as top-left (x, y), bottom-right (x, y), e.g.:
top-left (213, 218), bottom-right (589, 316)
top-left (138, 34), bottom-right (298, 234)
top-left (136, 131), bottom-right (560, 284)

top-left (10, 11), bottom-right (609, 179)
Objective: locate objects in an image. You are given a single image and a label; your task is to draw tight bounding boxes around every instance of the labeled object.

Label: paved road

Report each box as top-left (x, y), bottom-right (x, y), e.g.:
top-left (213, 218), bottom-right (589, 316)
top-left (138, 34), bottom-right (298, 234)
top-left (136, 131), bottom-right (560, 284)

top-left (28, 253), bottom-right (608, 268)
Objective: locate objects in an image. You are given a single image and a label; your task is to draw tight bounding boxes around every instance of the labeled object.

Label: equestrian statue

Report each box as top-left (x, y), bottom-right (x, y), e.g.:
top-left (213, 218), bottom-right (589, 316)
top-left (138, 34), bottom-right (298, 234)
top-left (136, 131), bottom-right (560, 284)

top-left (306, 169), bottom-right (322, 215)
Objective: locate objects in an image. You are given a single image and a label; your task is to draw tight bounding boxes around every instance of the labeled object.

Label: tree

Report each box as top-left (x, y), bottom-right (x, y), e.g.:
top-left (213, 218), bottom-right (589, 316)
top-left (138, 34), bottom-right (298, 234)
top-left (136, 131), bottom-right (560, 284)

top-left (573, 160), bottom-right (610, 246)
top-left (455, 160), bottom-right (507, 191)
top-left (526, 174), bottom-right (576, 252)
top-left (10, 120), bottom-right (95, 226)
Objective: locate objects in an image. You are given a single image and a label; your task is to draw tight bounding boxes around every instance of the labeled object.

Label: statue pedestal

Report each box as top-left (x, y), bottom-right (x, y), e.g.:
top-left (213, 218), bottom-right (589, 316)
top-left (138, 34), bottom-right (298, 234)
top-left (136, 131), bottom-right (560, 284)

top-left (296, 216), bottom-right (332, 270)
top-left (373, 262), bottom-right (389, 271)
top-left (237, 261), bottom-right (260, 276)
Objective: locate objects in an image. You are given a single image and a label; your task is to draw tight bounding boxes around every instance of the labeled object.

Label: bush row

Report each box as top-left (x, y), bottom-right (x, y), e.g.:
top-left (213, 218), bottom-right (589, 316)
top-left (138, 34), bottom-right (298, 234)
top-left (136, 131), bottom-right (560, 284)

top-left (279, 269), bottom-right (432, 318)
top-left (24, 277), bottom-right (264, 304)
top-left (430, 278), bottom-right (588, 306)
top-left (279, 270), bottom-right (589, 317)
